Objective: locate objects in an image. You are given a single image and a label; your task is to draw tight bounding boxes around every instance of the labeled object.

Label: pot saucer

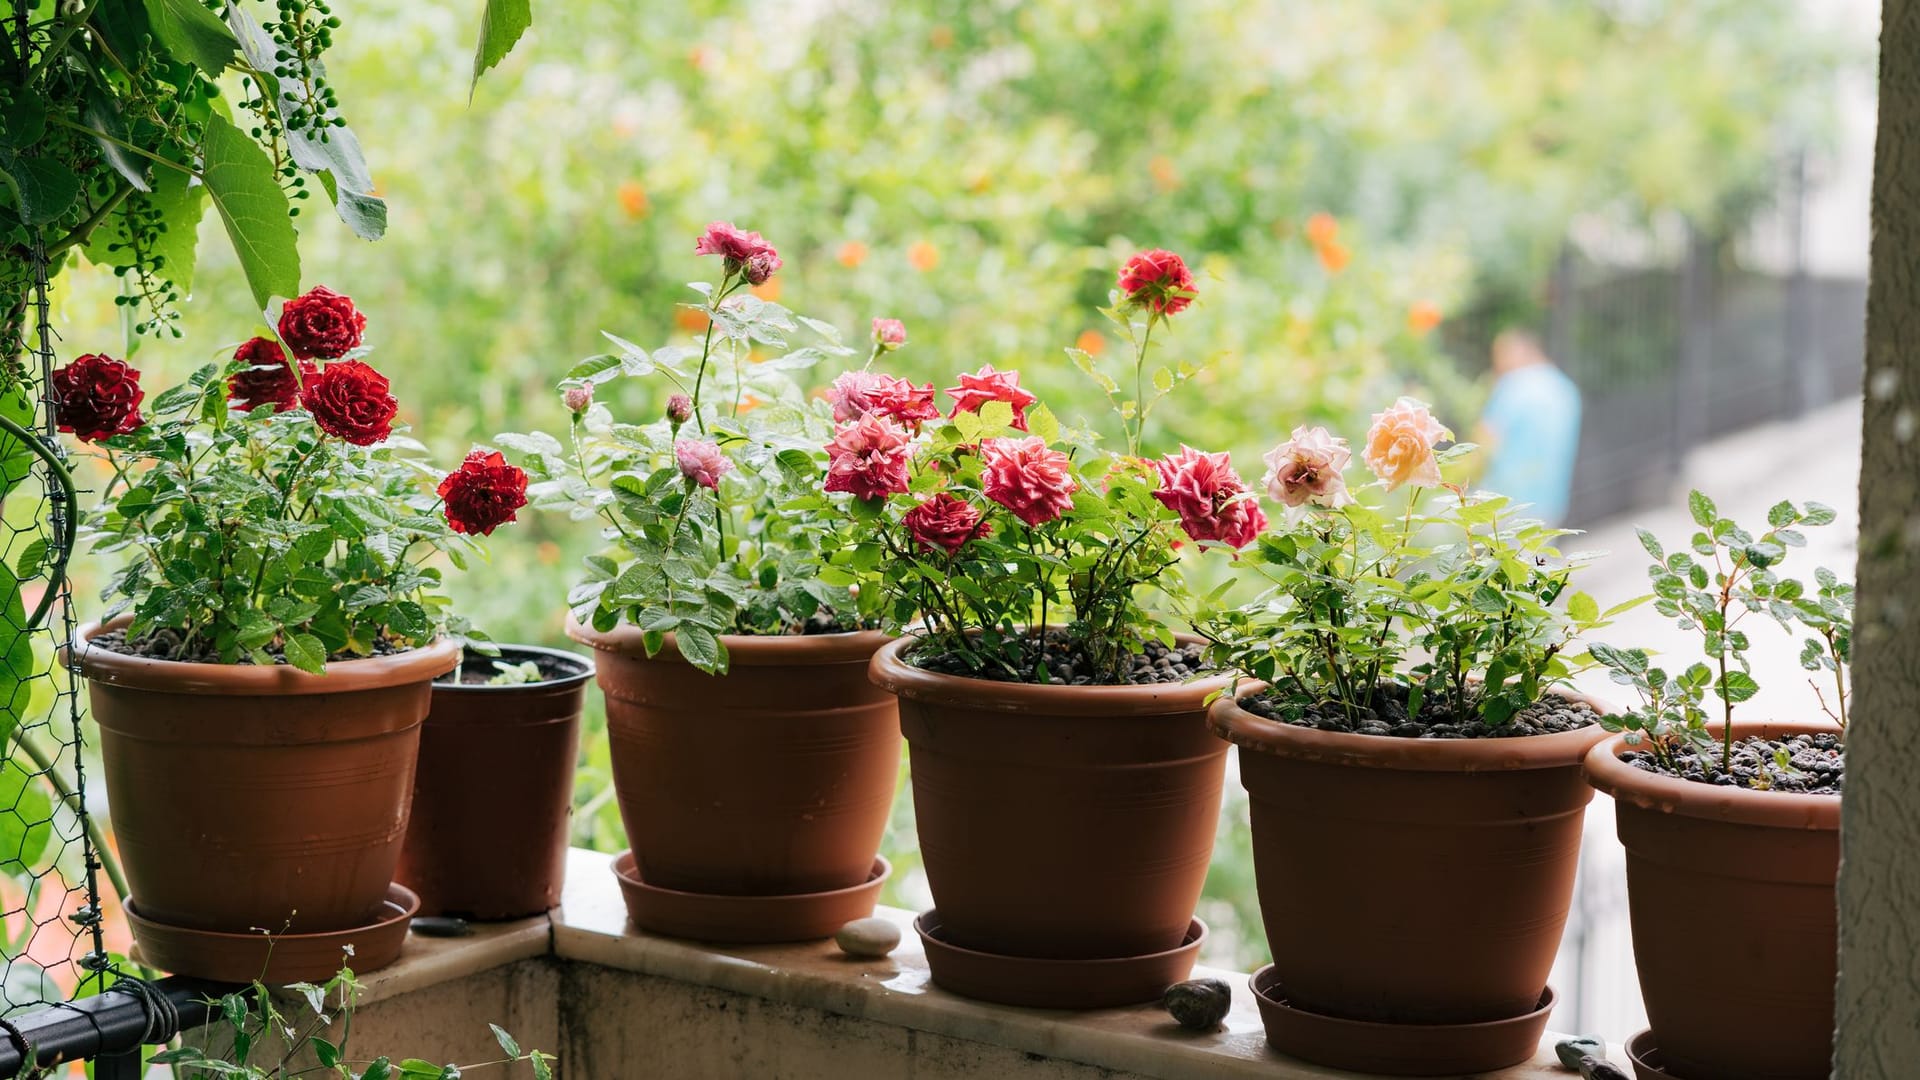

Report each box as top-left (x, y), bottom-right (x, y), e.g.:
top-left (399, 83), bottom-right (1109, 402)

top-left (611, 852), bottom-right (889, 943)
top-left (1625, 1029), bottom-right (1699, 1080)
top-left (1249, 964), bottom-right (1555, 1076)
top-left (127, 884), bottom-right (419, 984)
top-left (914, 910), bottom-right (1206, 1009)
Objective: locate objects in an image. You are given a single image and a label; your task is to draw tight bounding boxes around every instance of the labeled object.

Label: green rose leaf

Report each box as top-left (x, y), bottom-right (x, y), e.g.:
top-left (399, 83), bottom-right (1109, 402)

top-left (282, 632), bottom-right (326, 674)
top-left (471, 0), bottom-right (534, 94)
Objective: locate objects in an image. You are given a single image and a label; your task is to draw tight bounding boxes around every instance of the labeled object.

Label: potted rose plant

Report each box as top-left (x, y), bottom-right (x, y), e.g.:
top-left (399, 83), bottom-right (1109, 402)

top-left (65, 287), bottom-right (524, 982)
top-left (852, 251), bottom-right (1255, 1008)
top-left (498, 224), bottom-right (900, 943)
top-left (1582, 492), bottom-right (1845, 1080)
top-left (1198, 405), bottom-right (1624, 1075)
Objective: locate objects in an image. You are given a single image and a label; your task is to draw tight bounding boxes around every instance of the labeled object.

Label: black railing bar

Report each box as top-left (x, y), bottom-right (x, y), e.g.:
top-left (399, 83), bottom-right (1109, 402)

top-left (0, 976), bottom-right (235, 1077)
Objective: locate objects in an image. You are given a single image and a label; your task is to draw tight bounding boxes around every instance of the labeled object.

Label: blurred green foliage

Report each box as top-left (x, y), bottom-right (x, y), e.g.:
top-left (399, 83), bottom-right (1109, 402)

top-left (51, 0), bottom-right (1850, 967)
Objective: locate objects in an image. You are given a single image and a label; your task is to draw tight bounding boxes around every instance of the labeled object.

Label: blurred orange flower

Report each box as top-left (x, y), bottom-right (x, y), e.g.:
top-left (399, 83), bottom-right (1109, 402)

top-left (1075, 329), bottom-right (1106, 357)
top-left (751, 278), bottom-right (782, 301)
top-left (688, 46), bottom-right (710, 70)
top-left (739, 394), bottom-right (765, 414)
top-left (837, 241), bottom-right (869, 268)
top-left (908, 241), bottom-right (940, 272)
top-left (675, 308), bottom-right (711, 333)
top-left (1150, 155), bottom-right (1181, 191)
top-left (1407, 300), bottom-right (1442, 335)
top-left (616, 181), bottom-right (649, 220)
top-left (537, 541), bottom-right (561, 565)
top-left (1305, 212), bottom-right (1340, 247)
top-left (929, 25), bottom-right (955, 49)
top-left (1316, 239), bottom-right (1351, 275)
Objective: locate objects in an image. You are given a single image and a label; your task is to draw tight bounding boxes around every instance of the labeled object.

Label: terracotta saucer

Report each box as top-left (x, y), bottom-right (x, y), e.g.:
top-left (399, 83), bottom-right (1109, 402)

top-left (127, 884), bottom-right (419, 984)
top-left (1625, 1029), bottom-right (1698, 1080)
top-left (915, 910), bottom-right (1206, 1009)
top-left (1249, 964), bottom-right (1555, 1076)
top-left (611, 852), bottom-right (889, 943)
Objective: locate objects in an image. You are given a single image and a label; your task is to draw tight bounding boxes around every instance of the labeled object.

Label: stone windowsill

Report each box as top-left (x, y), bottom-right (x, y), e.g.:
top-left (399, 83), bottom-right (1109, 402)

top-left (332, 848), bottom-right (1608, 1078)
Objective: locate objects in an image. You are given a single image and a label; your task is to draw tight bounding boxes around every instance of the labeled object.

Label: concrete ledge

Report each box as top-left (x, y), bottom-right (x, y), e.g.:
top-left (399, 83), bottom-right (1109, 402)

top-left (294, 848), bottom-right (1614, 1078)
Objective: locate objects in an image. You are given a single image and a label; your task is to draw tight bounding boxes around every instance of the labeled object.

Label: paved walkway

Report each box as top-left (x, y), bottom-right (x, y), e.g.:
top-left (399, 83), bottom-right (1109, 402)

top-left (1552, 397), bottom-right (1861, 1040)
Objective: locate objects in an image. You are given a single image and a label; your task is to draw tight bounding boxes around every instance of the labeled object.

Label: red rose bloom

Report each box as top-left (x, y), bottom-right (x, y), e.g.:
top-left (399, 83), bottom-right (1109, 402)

top-left (694, 222), bottom-right (782, 284)
top-left (828, 370), bottom-right (939, 430)
top-left (51, 354), bottom-right (144, 442)
top-left (824, 413), bottom-right (914, 501)
top-left (226, 337), bottom-right (316, 413)
top-left (904, 492), bottom-right (991, 555)
top-left (1153, 445), bottom-right (1268, 548)
top-left (302, 360), bottom-right (398, 445)
top-left (1117, 249), bottom-right (1196, 316)
top-left (438, 449), bottom-right (529, 536)
top-left (945, 365), bottom-right (1037, 431)
top-left (277, 285), bottom-right (367, 360)
top-left (980, 436), bottom-right (1077, 527)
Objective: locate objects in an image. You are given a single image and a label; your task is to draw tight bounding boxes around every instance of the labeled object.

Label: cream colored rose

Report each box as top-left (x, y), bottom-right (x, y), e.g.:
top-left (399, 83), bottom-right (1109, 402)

top-left (1262, 426), bottom-right (1355, 520)
top-left (1362, 397), bottom-right (1449, 491)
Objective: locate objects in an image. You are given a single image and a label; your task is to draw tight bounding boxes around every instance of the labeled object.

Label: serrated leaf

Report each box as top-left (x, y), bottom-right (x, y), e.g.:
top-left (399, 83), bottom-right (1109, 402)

top-left (201, 112), bottom-right (300, 309)
top-left (1026, 404), bottom-right (1060, 444)
top-left (1565, 591), bottom-right (1599, 623)
top-left (1767, 500), bottom-right (1797, 528)
top-left (1687, 490), bottom-right (1716, 529)
top-left (673, 624), bottom-right (725, 673)
top-left (144, 0), bottom-right (239, 75)
top-left (0, 152), bottom-right (80, 226)
top-left (471, 0), bottom-right (533, 94)
top-left (283, 633), bottom-right (326, 674)
top-left (490, 1024), bottom-right (521, 1058)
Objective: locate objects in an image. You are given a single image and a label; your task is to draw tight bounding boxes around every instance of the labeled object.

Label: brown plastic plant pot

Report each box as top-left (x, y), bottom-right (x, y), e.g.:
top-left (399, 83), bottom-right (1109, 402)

top-left (396, 644), bottom-right (594, 920)
top-left (1250, 965), bottom-right (1557, 1076)
top-left (870, 635), bottom-right (1230, 962)
top-left (1583, 722), bottom-right (1840, 1080)
top-left (74, 619), bottom-right (456, 934)
top-left (1209, 684), bottom-right (1610, 1027)
top-left (128, 884), bottom-right (419, 984)
top-left (568, 619), bottom-right (900, 896)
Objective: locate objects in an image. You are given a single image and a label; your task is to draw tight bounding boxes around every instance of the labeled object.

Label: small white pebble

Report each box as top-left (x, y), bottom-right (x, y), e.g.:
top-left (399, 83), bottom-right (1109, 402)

top-left (834, 917), bottom-right (901, 958)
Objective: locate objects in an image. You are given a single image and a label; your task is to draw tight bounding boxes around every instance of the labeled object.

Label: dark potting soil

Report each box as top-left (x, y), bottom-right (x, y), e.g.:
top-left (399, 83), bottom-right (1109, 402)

top-left (441, 652), bottom-right (586, 686)
top-left (1238, 681), bottom-right (1599, 739)
top-left (910, 631), bottom-right (1212, 686)
top-left (1621, 732), bottom-right (1844, 794)
top-left (85, 627), bottom-right (410, 665)
top-left (730, 612), bottom-right (878, 636)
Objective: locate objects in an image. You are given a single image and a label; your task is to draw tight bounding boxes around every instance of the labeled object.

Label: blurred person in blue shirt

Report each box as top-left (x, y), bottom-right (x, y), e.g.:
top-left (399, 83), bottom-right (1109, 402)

top-left (1475, 329), bottom-right (1581, 525)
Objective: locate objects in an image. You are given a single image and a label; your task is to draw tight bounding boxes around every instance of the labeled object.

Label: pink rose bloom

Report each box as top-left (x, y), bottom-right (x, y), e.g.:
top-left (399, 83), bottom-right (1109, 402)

top-left (904, 492), bottom-right (991, 554)
top-left (1117, 249), bottom-right (1197, 316)
top-left (674, 438), bottom-right (733, 490)
top-left (694, 222), bottom-right (781, 283)
top-left (824, 413), bottom-right (914, 501)
top-left (1153, 445), bottom-right (1268, 548)
top-left (1363, 397), bottom-right (1450, 491)
top-left (872, 318), bottom-right (907, 349)
top-left (828, 370), bottom-right (939, 429)
top-left (562, 385), bottom-right (594, 414)
top-left (1262, 425), bottom-right (1355, 519)
top-left (946, 364), bottom-right (1037, 431)
top-left (980, 436), bottom-right (1077, 527)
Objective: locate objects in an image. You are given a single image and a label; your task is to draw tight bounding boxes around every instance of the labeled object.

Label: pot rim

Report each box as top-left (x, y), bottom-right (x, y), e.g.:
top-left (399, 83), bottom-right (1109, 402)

top-left (565, 614), bottom-right (891, 666)
top-left (868, 633), bottom-right (1232, 717)
top-left (73, 617), bottom-right (460, 697)
top-left (434, 642), bottom-right (595, 692)
top-left (1208, 681), bottom-right (1613, 772)
top-left (1582, 720), bottom-right (1842, 828)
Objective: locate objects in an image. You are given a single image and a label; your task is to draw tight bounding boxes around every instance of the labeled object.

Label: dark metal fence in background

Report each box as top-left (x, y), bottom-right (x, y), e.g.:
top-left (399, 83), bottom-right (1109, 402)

top-left (1444, 231), bottom-right (1867, 527)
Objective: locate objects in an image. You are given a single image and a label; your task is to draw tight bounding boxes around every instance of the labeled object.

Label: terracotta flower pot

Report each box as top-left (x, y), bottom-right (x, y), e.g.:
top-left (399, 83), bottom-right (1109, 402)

top-left (74, 619), bottom-right (457, 934)
top-left (1583, 722), bottom-right (1840, 1080)
top-left (1209, 686), bottom-right (1610, 1027)
top-left (869, 636), bottom-right (1230, 961)
top-left (567, 619), bottom-right (899, 897)
top-left (396, 644), bottom-right (593, 920)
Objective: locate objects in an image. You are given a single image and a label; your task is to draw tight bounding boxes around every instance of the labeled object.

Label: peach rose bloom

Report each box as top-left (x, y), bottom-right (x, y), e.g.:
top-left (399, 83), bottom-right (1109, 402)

top-left (1362, 397), bottom-right (1449, 491)
top-left (1262, 425), bottom-right (1355, 520)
